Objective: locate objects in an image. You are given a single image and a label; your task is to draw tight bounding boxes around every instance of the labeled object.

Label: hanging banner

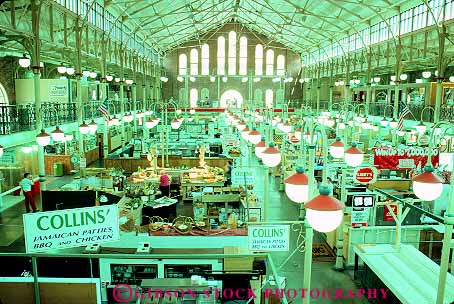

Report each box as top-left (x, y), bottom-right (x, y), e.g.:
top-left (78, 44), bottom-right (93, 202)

top-left (383, 204), bottom-right (398, 222)
top-left (351, 208), bottom-right (370, 227)
top-left (23, 205), bottom-right (119, 253)
top-left (373, 147), bottom-right (439, 170)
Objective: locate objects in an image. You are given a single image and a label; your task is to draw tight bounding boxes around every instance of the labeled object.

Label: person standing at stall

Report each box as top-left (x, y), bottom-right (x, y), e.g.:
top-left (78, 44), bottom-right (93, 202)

top-left (20, 173), bottom-right (38, 213)
top-left (159, 170), bottom-right (171, 198)
top-left (224, 160), bottom-right (233, 186)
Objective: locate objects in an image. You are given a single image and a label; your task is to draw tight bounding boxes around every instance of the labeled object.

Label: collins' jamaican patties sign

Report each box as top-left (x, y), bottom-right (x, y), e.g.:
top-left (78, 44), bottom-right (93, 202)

top-left (23, 205), bottom-right (119, 253)
top-left (248, 225), bottom-right (290, 252)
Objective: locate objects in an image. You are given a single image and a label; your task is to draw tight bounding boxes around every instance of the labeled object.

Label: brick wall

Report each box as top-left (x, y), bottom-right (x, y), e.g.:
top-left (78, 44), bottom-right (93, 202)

top-left (162, 23), bottom-right (302, 106)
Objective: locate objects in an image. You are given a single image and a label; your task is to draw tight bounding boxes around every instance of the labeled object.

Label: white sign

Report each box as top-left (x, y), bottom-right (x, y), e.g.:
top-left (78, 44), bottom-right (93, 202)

top-left (248, 225), bottom-right (290, 252)
top-left (80, 157), bottom-right (87, 168)
top-left (49, 85), bottom-right (68, 97)
top-left (351, 207), bottom-right (370, 227)
top-left (23, 205), bottom-right (119, 253)
top-left (232, 169), bottom-right (254, 185)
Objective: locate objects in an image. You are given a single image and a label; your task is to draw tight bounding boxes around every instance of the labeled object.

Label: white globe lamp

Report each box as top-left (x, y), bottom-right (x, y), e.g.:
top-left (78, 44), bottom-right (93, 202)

top-left (329, 138), bottom-right (345, 159)
top-left (255, 138), bottom-right (266, 158)
top-left (88, 120), bottom-right (98, 134)
top-left (305, 185), bottom-right (344, 232)
top-left (248, 129), bottom-right (262, 145)
top-left (51, 126), bottom-right (65, 142)
top-left (345, 143), bottom-right (364, 167)
top-left (412, 166), bottom-right (444, 201)
top-left (285, 167), bottom-right (309, 203)
top-left (36, 129), bottom-right (51, 146)
top-left (79, 122), bottom-right (90, 135)
top-left (261, 144), bottom-right (281, 167)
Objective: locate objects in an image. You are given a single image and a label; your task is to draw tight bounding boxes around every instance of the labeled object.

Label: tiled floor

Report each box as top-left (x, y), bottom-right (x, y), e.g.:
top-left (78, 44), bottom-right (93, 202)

top-left (0, 154), bottom-right (368, 303)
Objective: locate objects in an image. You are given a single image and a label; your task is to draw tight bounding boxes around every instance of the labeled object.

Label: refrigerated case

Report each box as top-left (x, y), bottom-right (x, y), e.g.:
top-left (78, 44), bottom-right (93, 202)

top-left (100, 258), bottom-right (223, 302)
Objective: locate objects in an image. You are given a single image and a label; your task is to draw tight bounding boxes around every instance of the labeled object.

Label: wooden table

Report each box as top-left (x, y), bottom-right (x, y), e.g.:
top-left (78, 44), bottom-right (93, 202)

top-left (354, 243), bottom-right (454, 304)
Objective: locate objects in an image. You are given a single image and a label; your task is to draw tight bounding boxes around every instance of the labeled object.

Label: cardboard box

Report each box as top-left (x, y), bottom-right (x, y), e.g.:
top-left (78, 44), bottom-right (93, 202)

top-left (224, 246), bottom-right (254, 271)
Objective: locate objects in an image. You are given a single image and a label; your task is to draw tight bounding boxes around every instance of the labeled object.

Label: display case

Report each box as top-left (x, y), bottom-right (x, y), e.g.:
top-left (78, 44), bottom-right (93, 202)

top-left (110, 264), bottom-right (158, 285)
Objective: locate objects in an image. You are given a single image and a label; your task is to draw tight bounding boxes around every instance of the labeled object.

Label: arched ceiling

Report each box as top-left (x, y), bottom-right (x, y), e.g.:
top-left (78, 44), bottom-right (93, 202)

top-left (105, 0), bottom-right (417, 54)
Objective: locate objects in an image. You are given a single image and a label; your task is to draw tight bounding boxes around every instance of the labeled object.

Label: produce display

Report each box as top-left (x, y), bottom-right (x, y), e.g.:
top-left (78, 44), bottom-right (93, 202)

top-left (182, 166), bottom-right (224, 183)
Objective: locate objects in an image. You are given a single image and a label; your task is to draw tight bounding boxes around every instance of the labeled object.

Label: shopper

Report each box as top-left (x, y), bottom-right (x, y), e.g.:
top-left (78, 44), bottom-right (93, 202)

top-left (224, 160), bottom-right (233, 186)
top-left (159, 170), bottom-right (171, 197)
top-left (20, 173), bottom-right (38, 213)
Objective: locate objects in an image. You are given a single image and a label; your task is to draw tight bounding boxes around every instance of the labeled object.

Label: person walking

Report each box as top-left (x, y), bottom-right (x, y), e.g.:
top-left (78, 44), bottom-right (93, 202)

top-left (159, 170), bottom-right (171, 198)
top-left (20, 173), bottom-right (38, 213)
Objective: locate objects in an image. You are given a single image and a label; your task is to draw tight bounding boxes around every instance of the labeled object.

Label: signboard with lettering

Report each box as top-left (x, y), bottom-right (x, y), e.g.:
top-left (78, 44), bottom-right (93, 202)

top-left (79, 157), bottom-right (87, 168)
top-left (352, 195), bottom-right (374, 208)
top-left (353, 167), bottom-right (378, 184)
top-left (351, 208), bottom-right (370, 227)
top-left (373, 147), bottom-right (439, 170)
top-left (383, 204), bottom-right (398, 222)
top-left (248, 225), bottom-right (290, 252)
top-left (49, 85), bottom-right (68, 97)
top-left (231, 169), bottom-right (254, 185)
top-left (23, 205), bottom-right (119, 253)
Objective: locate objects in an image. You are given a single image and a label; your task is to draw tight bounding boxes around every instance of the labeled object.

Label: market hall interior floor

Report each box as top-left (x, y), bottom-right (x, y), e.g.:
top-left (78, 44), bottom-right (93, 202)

top-left (0, 159), bottom-right (368, 303)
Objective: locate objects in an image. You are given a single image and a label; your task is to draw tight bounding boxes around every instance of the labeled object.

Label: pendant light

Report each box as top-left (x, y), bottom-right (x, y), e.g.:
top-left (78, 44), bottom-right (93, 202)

top-left (285, 167), bottom-right (309, 203)
top-left (0, 145), bottom-right (3, 158)
top-left (345, 143), bottom-right (364, 167)
top-left (412, 166), bottom-right (443, 201)
top-left (79, 122), bottom-right (90, 135)
top-left (248, 128), bottom-right (261, 145)
top-left (255, 138), bottom-right (266, 158)
top-left (88, 120), bottom-right (98, 134)
top-left (329, 138), bottom-right (345, 159)
top-left (261, 144), bottom-right (281, 167)
top-left (305, 185), bottom-right (344, 232)
top-left (51, 126), bottom-right (65, 142)
top-left (36, 129), bottom-right (51, 146)
top-left (18, 54), bottom-right (31, 68)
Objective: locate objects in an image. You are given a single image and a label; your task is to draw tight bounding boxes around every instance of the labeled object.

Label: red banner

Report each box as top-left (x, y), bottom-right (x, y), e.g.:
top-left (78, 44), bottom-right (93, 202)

top-left (383, 205), bottom-right (398, 222)
top-left (373, 147), bottom-right (439, 170)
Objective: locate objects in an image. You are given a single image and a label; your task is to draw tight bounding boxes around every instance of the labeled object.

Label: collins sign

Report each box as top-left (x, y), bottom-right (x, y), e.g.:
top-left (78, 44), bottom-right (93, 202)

top-left (353, 167), bottom-right (378, 184)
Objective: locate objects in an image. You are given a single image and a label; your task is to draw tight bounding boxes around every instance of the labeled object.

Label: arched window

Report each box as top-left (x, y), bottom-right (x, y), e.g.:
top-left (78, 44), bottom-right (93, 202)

top-left (0, 83), bottom-right (8, 104)
top-left (265, 89), bottom-right (273, 108)
top-left (178, 54), bottom-right (187, 75)
top-left (276, 55), bottom-right (285, 76)
top-left (228, 31), bottom-right (236, 75)
top-left (190, 49), bottom-right (198, 75)
top-left (255, 44), bottom-right (263, 76)
top-left (217, 36), bottom-right (225, 75)
top-left (201, 44), bottom-right (209, 75)
top-left (190, 88), bottom-right (198, 108)
top-left (239, 36), bottom-right (247, 75)
top-left (266, 49), bottom-right (274, 75)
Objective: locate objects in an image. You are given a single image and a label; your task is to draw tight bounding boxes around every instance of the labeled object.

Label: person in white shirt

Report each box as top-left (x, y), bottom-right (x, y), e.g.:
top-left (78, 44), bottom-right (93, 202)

top-left (19, 173), bottom-right (38, 213)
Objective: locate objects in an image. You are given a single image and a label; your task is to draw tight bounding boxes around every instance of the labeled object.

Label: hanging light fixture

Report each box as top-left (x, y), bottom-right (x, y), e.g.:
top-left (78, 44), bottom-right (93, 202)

top-left (338, 122), bottom-right (346, 130)
top-left (285, 167), bottom-right (309, 203)
top-left (210, 76), bottom-right (216, 82)
top-left (281, 122), bottom-right (292, 134)
top-left (449, 76), bottom-right (454, 83)
top-left (89, 72), bottom-right (97, 79)
top-left (261, 144), bottom-right (281, 167)
top-left (88, 120), bottom-right (98, 134)
top-left (190, 109), bottom-right (196, 115)
top-left (241, 77), bottom-right (248, 83)
top-left (329, 138), bottom-right (344, 159)
top-left (171, 118), bottom-right (182, 129)
top-left (145, 117), bottom-right (157, 129)
top-left (255, 138), bottom-right (266, 158)
top-left (125, 79), bottom-right (133, 85)
top-left (295, 127), bottom-right (302, 140)
top-left (0, 145), bottom-right (4, 158)
top-left (414, 121), bottom-right (427, 134)
top-left (305, 185), bottom-right (344, 232)
top-left (389, 119), bottom-right (398, 129)
top-left (18, 54), bottom-right (31, 68)
top-left (345, 143), bottom-right (364, 167)
top-left (222, 76), bottom-right (228, 82)
top-left (51, 126), bottom-right (65, 142)
top-left (390, 75), bottom-right (397, 82)
top-left (160, 76), bottom-right (169, 82)
top-left (373, 76), bottom-right (381, 83)
top-left (57, 63), bottom-right (67, 74)
top-left (400, 73), bottom-right (408, 81)
top-left (82, 70), bottom-right (91, 77)
top-left (36, 129), bottom-right (51, 146)
top-left (422, 71), bottom-right (432, 79)
top-left (115, 77), bottom-right (121, 83)
top-left (136, 111), bottom-right (145, 118)
top-left (177, 76), bottom-right (184, 82)
top-left (412, 166), bottom-right (443, 201)
top-left (241, 127), bottom-right (250, 141)
top-left (106, 75), bottom-right (114, 82)
top-left (361, 119), bottom-right (371, 130)
top-left (248, 128), bottom-right (262, 145)
top-left (123, 113), bottom-right (134, 123)
top-left (380, 117), bottom-right (389, 127)
top-left (79, 122), bottom-right (90, 134)
top-left (110, 116), bottom-right (120, 126)
top-left (237, 121), bottom-right (246, 131)
top-left (189, 76), bottom-right (196, 82)
top-left (253, 77), bottom-right (261, 82)
top-left (66, 67), bottom-right (75, 75)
